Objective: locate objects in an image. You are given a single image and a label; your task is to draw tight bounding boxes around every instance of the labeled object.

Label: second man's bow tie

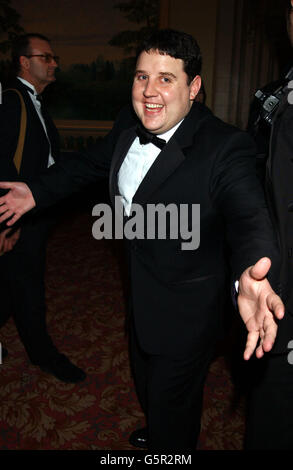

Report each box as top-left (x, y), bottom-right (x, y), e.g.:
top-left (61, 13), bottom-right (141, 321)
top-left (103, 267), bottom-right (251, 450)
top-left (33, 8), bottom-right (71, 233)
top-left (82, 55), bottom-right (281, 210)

top-left (136, 126), bottom-right (166, 150)
top-left (22, 83), bottom-right (43, 102)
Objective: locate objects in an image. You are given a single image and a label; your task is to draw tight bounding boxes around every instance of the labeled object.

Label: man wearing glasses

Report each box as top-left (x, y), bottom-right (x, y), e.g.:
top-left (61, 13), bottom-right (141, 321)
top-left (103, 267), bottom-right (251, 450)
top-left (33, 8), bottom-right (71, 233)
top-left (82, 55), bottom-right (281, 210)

top-left (0, 33), bottom-right (86, 383)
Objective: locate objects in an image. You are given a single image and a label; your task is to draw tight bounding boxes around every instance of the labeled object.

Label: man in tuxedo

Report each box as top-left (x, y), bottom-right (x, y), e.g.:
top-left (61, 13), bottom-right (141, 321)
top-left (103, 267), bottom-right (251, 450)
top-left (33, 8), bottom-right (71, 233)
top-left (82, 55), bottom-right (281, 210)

top-left (0, 33), bottom-right (86, 383)
top-left (245, 1), bottom-right (293, 449)
top-left (0, 29), bottom-right (284, 450)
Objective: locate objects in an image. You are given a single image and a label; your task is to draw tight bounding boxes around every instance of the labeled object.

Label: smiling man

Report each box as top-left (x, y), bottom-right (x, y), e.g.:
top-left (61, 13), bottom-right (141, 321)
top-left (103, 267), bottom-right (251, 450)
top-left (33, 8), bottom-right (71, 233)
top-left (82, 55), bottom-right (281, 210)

top-left (0, 34), bottom-right (86, 383)
top-left (0, 29), bottom-right (285, 450)
top-left (132, 50), bottom-right (201, 134)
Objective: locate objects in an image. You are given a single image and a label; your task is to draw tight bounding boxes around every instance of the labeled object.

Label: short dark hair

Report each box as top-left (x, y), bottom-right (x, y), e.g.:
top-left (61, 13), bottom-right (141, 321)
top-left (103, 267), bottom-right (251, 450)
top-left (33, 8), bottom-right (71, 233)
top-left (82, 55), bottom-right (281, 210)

top-left (11, 33), bottom-right (51, 73)
top-left (135, 29), bottom-right (202, 84)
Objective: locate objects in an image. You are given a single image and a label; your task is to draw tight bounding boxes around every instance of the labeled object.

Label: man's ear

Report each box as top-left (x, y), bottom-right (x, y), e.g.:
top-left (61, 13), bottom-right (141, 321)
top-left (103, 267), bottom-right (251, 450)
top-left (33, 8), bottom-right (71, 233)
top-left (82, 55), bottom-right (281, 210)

top-left (19, 55), bottom-right (30, 71)
top-left (189, 75), bottom-right (202, 101)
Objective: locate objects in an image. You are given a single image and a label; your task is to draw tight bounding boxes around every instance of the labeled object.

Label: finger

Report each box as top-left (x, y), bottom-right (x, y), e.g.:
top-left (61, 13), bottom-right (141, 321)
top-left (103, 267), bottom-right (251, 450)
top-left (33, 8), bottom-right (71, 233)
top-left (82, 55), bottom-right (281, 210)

top-left (253, 329), bottom-right (264, 358)
top-left (0, 182), bottom-right (14, 189)
top-left (5, 213), bottom-right (21, 226)
top-left (0, 211), bottom-right (16, 225)
top-left (249, 257), bottom-right (271, 281)
top-left (0, 197), bottom-right (8, 206)
top-left (0, 211), bottom-right (11, 223)
top-left (244, 330), bottom-right (260, 360)
top-left (3, 237), bottom-right (9, 252)
top-left (261, 320), bottom-right (278, 353)
top-left (0, 209), bottom-right (14, 221)
top-left (4, 239), bottom-right (12, 253)
top-left (255, 344), bottom-right (265, 359)
top-left (0, 204), bottom-right (15, 218)
top-left (267, 293), bottom-right (285, 320)
top-left (0, 204), bottom-right (8, 214)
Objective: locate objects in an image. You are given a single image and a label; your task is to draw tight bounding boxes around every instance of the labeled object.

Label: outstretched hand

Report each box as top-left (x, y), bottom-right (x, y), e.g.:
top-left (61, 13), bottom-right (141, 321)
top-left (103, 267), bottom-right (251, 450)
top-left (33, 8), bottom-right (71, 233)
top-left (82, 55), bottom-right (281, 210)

top-left (0, 182), bottom-right (35, 225)
top-left (238, 257), bottom-right (284, 360)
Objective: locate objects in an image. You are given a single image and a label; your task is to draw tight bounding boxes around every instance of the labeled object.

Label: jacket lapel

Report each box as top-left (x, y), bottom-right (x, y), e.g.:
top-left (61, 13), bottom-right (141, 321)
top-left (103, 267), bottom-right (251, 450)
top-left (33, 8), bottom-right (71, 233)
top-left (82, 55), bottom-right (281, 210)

top-left (267, 92), bottom-right (290, 179)
top-left (132, 103), bottom-right (212, 205)
top-left (109, 103), bottom-right (212, 207)
top-left (15, 80), bottom-right (54, 154)
top-left (132, 138), bottom-right (185, 205)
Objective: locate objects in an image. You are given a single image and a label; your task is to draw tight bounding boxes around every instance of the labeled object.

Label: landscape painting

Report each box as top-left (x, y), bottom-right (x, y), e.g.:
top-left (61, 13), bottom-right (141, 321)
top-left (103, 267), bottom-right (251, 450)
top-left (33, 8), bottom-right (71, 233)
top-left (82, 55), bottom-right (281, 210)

top-left (0, 0), bottom-right (160, 120)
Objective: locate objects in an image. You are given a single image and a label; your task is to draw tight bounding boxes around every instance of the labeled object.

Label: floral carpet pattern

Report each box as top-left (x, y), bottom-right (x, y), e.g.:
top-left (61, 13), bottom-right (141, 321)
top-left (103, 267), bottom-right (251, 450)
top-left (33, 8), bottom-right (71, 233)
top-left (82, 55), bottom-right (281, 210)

top-left (0, 202), bottom-right (246, 450)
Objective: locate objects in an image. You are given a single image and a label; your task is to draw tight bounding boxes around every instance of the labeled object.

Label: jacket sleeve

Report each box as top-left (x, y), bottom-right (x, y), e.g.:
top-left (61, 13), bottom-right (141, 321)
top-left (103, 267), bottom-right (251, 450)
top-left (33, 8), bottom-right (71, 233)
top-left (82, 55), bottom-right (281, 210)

top-left (210, 129), bottom-right (280, 287)
top-left (28, 104), bottom-right (137, 209)
top-left (0, 91), bottom-right (21, 193)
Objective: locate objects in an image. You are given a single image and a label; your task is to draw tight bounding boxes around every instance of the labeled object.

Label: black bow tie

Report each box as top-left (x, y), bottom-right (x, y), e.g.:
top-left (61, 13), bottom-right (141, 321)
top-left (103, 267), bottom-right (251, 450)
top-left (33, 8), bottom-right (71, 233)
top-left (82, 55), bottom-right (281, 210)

top-left (136, 126), bottom-right (166, 150)
top-left (25, 87), bottom-right (43, 108)
top-left (21, 82), bottom-right (43, 102)
top-left (21, 82), bottom-right (35, 95)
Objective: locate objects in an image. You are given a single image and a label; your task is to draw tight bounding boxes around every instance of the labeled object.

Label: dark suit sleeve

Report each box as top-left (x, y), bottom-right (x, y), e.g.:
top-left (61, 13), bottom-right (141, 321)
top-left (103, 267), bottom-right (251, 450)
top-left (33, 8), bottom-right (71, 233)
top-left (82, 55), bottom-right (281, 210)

top-left (210, 130), bottom-right (280, 283)
top-left (0, 91), bottom-right (21, 192)
top-left (28, 104), bottom-right (136, 209)
top-left (0, 91), bottom-right (22, 231)
top-left (268, 101), bottom-right (293, 299)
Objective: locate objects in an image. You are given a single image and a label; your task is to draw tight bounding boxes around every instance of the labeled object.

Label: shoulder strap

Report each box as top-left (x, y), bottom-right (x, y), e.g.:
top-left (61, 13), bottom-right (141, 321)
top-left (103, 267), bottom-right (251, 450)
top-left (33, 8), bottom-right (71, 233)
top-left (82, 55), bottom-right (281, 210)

top-left (4, 88), bottom-right (27, 174)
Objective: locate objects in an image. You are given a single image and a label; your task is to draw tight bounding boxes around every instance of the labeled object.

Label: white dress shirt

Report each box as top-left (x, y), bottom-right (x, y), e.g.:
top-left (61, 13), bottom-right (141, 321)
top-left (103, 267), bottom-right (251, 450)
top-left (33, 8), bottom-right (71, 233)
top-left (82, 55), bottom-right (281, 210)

top-left (17, 77), bottom-right (55, 167)
top-left (118, 120), bottom-right (183, 216)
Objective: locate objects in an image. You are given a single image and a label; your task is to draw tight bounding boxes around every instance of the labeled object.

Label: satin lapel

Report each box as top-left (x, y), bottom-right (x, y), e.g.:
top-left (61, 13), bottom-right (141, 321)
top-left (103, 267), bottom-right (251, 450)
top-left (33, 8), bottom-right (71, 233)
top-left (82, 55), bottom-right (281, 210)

top-left (132, 138), bottom-right (185, 205)
top-left (132, 103), bottom-right (211, 205)
top-left (109, 126), bottom-right (136, 206)
top-left (109, 103), bottom-right (212, 207)
top-left (266, 94), bottom-right (289, 180)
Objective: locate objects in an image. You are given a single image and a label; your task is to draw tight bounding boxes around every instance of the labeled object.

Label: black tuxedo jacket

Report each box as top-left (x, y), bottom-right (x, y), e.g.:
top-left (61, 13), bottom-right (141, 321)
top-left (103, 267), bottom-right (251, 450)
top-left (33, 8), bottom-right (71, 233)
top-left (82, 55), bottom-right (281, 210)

top-left (0, 79), bottom-right (60, 188)
top-left (0, 79), bottom-right (60, 232)
top-left (266, 93), bottom-right (293, 352)
top-left (30, 103), bottom-right (279, 355)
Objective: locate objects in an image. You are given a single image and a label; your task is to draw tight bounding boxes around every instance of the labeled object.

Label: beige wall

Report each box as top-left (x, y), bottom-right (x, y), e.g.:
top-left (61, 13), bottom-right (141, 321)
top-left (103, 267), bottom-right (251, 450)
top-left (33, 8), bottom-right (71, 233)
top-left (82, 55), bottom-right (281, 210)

top-left (160, 0), bottom-right (282, 127)
top-left (161, 0), bottom-right (219, 109)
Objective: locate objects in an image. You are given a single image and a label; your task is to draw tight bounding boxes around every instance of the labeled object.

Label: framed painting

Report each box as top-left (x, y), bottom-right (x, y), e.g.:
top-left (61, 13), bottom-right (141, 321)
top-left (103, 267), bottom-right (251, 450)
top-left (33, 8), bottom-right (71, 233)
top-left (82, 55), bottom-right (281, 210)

top-left (4, 0), bottom-right (161, 149)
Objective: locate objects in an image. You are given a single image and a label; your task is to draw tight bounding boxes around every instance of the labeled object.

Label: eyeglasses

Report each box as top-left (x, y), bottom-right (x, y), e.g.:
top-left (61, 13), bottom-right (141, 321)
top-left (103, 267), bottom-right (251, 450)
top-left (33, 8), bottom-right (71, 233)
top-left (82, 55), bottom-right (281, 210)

top-left (24, 54), bottom-right (60, 64)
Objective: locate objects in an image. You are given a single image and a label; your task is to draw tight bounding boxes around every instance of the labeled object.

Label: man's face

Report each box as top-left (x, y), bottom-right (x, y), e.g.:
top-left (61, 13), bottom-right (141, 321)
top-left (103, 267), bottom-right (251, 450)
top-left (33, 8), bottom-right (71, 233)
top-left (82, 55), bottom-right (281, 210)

top-left (20, 38), bottom-right (58, 91)
top-left (132, 49), bottom-right (201, 135)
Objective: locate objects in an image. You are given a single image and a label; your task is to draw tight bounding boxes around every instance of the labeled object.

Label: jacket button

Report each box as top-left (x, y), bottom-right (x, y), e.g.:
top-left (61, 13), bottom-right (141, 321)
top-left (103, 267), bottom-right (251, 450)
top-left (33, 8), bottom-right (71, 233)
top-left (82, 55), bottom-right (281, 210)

top-left (288, 202), bottom-right (293, 212)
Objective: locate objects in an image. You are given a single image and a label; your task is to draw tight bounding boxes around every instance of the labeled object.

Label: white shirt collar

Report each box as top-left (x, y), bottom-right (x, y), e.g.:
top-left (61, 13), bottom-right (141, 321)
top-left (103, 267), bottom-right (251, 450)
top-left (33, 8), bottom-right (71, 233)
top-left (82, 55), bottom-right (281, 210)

top-left (17, 77), bottom-right (37, 96)
top-left (156, 119), bottom-right (184, 143)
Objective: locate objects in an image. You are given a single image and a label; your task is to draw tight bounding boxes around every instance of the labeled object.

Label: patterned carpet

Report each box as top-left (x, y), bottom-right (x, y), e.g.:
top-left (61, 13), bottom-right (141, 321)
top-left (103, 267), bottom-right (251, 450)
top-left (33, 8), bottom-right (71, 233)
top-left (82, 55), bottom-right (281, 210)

top-left (0, 191), bottom-right (246, 451)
